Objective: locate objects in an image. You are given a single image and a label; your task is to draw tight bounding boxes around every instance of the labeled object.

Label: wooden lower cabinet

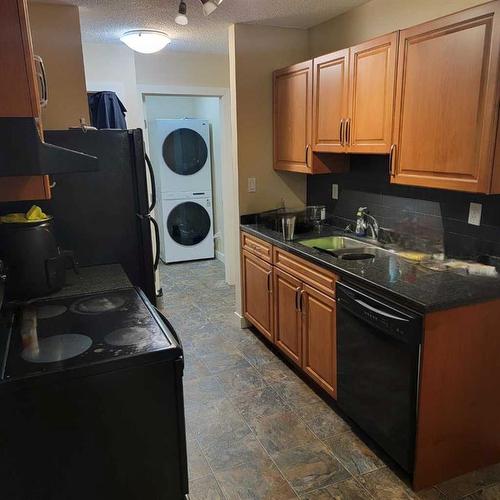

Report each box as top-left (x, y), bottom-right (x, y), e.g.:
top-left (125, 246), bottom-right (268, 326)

top-left (302, 284), bottom-right (337, 398)
top-left (242, 235), bottom-right (338, 398)
top-left (274, 267), bottom-right (303, 366)
top-left (241, 249), bottom-right (273, 342)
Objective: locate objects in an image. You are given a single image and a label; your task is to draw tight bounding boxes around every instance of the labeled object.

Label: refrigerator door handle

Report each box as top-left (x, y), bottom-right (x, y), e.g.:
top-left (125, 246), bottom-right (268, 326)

top-left (149, 214), bottom-right (161, 271)
top-left (145, 153), bottom-right (156, 213)
top-left (136, 213), bottom-right (161, 271)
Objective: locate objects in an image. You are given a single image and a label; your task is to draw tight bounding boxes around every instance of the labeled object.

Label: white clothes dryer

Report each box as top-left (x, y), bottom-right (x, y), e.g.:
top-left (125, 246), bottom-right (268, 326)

top-left (159, 192), bottom-right (214, 263)
top-left (150, 119), bottom-right (212, 195)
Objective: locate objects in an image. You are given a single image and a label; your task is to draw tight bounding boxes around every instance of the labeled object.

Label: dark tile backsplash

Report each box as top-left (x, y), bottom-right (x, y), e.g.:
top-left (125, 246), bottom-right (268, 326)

top-left (307, 155), bottom-right (500, 259)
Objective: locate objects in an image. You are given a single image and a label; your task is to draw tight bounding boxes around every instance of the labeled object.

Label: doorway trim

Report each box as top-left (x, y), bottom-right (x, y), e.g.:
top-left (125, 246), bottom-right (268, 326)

top-left (136, 84), bottom-right (238, 286)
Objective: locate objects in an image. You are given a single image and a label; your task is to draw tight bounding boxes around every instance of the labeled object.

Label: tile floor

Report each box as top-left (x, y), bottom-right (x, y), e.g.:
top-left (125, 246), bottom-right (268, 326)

top-left (158, 259), bottom-right (500, 500)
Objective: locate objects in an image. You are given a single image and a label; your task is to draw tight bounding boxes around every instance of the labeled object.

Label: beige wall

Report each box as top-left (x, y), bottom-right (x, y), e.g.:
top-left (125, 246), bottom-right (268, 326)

top-left (135, 51), bottom-right (230, 88)
top-left (29, 2), bottom-right (89, 129)
top-left (309, 0), bottom-right (489, 56)
top-left (309, 0), bottom-right (485, 57)
top-left (229, 24), bottom-right (309, 216)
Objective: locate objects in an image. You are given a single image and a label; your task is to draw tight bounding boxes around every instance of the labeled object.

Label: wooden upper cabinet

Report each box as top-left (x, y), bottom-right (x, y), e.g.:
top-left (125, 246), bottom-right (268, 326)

top-left (0, 0), bottom-right (50, 202)
top-left (273, 267), bottom-right (303, 366)
top-left (273, 61), bottom-right (313, 173)
top-left (0, 0), bottom-right (40, 118)
top-left (242, 249), bottom-right (273, 342)
top-left (392, 2), bottom-right (500, 193)
top-left (348, 32), bottom-right (398, 153)
top-left (312, 49), bottom-right (349, 153)
top-left (302, 284), bottom-right (337, 399)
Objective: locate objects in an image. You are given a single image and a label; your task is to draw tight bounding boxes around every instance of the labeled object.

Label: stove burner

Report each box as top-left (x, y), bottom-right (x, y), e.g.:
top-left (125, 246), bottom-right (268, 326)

top-left (104, 327), bottom-right (152, 347)
top-left (21, 334), bottom-right (92, 363)
top-left (70, 296), bottom-right (126, 315)
top-left (36, 304), bottom-right (68, 320)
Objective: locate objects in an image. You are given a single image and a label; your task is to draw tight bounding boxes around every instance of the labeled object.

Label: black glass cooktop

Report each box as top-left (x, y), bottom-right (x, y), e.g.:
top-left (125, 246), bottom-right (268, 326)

top-left (4, 288), bottom-right (175, 381)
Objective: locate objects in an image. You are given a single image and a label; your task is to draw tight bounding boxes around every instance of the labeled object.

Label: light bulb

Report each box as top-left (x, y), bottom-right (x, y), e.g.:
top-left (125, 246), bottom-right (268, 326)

top-left (201, 0), bottom-right (217, 16)
top-left (175, 13), bottom-right (188, 25)
top-left (175, 1), bottom-right (188, 25)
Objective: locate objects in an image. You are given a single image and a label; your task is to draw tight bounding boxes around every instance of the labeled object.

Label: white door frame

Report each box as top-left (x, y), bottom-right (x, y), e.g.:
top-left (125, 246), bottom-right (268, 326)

top-left (137, 84), bottom-right (239, 286)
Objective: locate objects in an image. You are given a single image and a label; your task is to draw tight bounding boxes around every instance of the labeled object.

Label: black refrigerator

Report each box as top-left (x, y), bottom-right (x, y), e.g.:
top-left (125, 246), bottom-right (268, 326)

top-left (44, 129), bottom-right (160, 304)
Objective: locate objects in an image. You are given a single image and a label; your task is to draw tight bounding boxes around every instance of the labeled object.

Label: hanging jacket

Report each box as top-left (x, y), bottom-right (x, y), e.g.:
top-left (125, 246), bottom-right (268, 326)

top-left (88, 91), bottom-right (128, 129)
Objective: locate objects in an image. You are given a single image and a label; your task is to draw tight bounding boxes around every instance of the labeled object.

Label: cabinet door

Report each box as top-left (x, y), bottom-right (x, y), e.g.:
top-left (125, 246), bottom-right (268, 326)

top-left (0, 0), bottom-right (40, 118)
top-left (0, 0), bottom-right (50, 201)
top-left (242, 250), bottom-right (273, 342)
top-left (273, 61), bottom-right (313, 173)
top-left (302, 284), bottom-right (337, 398)
top-left (312, 49), bottom-right (349, 153)
top-left (347, 33), bottom-right (398, 153)
top-left (273, 267), bottom-right (302, 366)
top-left (392, 2), bottom-right (500, 193)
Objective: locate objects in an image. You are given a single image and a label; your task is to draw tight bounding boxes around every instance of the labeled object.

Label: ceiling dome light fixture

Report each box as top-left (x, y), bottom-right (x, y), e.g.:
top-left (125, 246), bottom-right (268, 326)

top-left (200, 0), bottom-right (223, 16)
top-left (120, 30), bottom-right (171, 54)
top-left (175, 1), bottom-right (188, 25)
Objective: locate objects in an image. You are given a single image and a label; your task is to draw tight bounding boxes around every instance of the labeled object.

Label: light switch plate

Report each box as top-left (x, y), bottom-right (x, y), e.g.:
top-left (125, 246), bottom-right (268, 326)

top-left (248, 177), bottom-right (256, 193)
top-left (468, 202), bottom-right (482, 226)
top-left (332, 184), bottom-right (339, 200)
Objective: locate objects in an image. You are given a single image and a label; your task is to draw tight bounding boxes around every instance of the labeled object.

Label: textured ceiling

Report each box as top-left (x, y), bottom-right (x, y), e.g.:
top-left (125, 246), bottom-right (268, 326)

top-left (32, 0), bottom-right (369, 53)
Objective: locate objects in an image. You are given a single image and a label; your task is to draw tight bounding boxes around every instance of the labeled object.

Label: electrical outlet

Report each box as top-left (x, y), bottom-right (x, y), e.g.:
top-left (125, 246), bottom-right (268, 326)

top-left (248, 177), bottom-right (256, 193)
top-left (332, 184), bottom-right (339, 200)
top-left (468, 202), bottom-right (482, 226)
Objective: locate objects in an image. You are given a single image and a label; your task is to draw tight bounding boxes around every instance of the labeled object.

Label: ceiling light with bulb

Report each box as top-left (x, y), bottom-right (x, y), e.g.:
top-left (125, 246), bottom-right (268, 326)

top-left (120, 30), bottom-right (171, 54)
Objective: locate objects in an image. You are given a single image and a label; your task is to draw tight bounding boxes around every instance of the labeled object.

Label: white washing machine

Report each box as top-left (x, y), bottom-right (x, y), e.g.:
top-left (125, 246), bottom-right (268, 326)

top-left (160, 192), bottom-right (214, 264)
top-left (150, 119), bottom-right (212, 195)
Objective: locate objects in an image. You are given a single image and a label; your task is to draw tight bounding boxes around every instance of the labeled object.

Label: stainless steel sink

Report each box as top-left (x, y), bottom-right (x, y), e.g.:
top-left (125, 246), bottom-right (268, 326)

top-left (298, 235), bottom-right (386, 260)
top-left (298, 236), bottom-right (376, 251)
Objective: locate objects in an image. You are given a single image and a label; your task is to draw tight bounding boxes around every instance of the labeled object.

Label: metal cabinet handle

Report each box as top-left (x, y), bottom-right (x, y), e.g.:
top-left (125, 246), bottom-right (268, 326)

top-left (389, 144), bottom-right (396, 177)
top-left (267, 271), bottom-right (272, 293)
top-left (295, 287), bottom-right (301, 311)
top-left (305, 144), bottom-right (310, 166)
top-left (345, 118), bottom-right (351, 146)
top-left (339, 119), bottom-right (345, 146)
top-left (34, 55), bottom-right (48, 108)
top-left (299, 290), bottom-right (305, 313)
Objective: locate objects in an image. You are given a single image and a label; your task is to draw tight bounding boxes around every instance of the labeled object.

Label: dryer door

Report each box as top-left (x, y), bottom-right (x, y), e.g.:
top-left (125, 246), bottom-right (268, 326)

top-left (162, 128), bottom-right (208, 176)
top-left (167, 201), bottom-right (211, 246)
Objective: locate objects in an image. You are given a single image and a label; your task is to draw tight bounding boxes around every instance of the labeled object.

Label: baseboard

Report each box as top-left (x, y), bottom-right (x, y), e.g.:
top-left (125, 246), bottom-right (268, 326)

top-left (216, 250), bottom-right (225, 263)
top-left (234, 311), bottom-right (249, 328)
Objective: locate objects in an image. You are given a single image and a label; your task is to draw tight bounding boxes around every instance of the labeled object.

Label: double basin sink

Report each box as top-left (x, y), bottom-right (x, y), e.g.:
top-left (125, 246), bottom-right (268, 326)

top-left (298, 235), bottom-right (389, 261)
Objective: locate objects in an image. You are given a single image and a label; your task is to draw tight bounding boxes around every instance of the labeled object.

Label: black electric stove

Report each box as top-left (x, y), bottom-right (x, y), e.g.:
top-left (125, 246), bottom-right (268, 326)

top-left (0, 287), bottom-right (188, 500)
top-left (4, 288), bottom-right (177, 381)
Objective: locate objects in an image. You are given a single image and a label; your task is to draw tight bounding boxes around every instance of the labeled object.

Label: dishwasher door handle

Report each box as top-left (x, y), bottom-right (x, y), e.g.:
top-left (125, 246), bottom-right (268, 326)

top-left (354, 298), bottom-right (410, 322)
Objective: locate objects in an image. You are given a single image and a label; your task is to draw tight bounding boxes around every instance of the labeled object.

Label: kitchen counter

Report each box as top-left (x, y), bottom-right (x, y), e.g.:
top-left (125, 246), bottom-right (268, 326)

top-left (34, 264), bottom-right (132, 301)
top-left (241, 224), bottom-right (500, 313)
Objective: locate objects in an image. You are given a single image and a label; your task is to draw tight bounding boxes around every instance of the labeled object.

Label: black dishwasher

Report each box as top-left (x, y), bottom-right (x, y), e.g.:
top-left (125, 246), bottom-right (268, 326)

top-left (336, 281), bottom-right (422, 473)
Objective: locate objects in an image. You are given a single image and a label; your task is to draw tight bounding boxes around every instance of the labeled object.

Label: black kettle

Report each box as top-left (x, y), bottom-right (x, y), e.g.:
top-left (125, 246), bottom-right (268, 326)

top-left (0, 217), bottom-right (77, 300)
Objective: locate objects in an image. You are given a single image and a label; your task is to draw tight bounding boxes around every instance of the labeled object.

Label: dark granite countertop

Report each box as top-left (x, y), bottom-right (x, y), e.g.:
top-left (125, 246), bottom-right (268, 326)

top-left (241, 224), bottom-right (500, 313)
top-left (34, 264), bottom-right (132, 301)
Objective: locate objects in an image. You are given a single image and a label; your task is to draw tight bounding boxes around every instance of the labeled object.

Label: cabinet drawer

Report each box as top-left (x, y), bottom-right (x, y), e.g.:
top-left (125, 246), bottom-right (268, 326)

top-left (241, 232), bottom-right (273, 263)
top-left (274, 247), bottom-right (338, 297)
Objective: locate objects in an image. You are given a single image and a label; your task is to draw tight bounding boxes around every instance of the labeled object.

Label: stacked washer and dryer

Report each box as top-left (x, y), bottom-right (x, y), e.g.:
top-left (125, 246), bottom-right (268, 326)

top-left (150, 119), bottom-right (215, 264)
